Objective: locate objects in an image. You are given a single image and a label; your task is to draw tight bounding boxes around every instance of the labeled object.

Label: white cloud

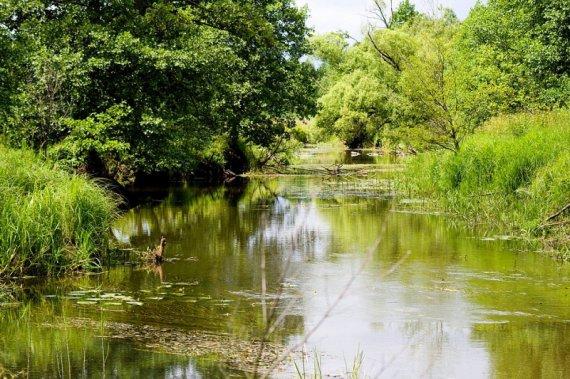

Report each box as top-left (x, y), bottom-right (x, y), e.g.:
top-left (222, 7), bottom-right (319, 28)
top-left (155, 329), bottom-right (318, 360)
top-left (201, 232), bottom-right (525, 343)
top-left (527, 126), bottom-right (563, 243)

top-left (296, 0), bottom-right (478, 38)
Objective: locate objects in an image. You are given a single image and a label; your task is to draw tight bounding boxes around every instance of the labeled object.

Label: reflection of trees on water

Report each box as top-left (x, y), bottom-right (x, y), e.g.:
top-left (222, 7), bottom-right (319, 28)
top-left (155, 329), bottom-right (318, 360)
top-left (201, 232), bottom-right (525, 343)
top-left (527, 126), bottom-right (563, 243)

top-left (113, 180), bottom-right (340, 283)
top-left (0, 302), bottom-right (213, 378)
top-left (112, 180), bottom-right (310, 341)
top-left (294, 199), bottom-right (570, 377)
top-left (472, 322), bottom-right (570, 377)
top-left (110, 177), bottom-right (570, 378)
top-left (246, 196), bottom-right (330, 263)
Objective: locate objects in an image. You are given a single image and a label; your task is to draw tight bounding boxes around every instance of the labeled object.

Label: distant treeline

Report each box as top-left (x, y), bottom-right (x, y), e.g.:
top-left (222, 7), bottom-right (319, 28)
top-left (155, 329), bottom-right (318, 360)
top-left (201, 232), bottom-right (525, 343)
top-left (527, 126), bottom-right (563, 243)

top-left (311, 0), bottom-right (569, 149)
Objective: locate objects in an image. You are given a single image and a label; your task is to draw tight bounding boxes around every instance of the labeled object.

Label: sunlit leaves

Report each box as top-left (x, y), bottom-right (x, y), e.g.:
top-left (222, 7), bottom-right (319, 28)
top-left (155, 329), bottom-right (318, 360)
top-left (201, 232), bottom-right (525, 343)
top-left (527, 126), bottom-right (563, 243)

top-left (2, 0), bottom-right (316, 179)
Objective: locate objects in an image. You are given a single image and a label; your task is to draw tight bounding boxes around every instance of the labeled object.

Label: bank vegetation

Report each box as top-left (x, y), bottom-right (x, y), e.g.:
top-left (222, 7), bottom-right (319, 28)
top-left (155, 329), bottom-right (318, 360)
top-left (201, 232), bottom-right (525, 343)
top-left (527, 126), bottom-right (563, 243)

top-left (310, 0), bottom-right (568, 254)
top-left (0, 146), bottom-right (117, 277)
top-left (401, 111), bottom-right (569, 258)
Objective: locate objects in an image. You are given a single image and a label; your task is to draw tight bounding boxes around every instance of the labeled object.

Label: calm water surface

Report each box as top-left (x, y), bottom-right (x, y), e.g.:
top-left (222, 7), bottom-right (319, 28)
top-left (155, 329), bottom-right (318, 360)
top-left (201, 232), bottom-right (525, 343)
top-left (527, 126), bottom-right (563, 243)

top-left (1, 151), bottom-right (569, 378)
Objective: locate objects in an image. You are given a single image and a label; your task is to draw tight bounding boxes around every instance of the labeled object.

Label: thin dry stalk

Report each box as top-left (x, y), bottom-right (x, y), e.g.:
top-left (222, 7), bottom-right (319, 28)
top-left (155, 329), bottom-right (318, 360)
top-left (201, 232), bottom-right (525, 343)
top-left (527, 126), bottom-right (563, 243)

top-left (262, 232), bottom-right (411, 377)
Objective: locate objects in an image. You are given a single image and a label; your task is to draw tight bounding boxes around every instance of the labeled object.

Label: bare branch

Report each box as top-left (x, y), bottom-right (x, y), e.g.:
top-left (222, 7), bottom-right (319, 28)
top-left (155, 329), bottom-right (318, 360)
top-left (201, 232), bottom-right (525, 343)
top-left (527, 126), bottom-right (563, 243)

top-left (371, 0), bottom-right (391, 29)
top-left (366, 30), bottom-right (401, 71)
top-left (546, 203), bottom-right (570, 222)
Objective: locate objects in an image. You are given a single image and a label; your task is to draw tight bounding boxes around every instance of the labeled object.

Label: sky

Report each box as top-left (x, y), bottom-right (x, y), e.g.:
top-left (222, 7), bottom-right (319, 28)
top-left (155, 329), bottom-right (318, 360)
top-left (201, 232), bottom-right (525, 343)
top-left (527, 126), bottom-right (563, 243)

top-left (295, 0), bottom-right (479, 38)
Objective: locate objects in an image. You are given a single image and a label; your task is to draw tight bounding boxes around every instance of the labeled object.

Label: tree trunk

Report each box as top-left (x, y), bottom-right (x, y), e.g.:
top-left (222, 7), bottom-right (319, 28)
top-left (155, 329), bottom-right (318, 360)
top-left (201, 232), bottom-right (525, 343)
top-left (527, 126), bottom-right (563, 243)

top-left (224, 125), bottom-right (249, 174)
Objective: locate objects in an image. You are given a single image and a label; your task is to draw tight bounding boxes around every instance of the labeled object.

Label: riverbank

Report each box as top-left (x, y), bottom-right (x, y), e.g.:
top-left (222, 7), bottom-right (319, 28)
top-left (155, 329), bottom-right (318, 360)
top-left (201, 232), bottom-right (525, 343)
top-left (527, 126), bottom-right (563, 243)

top-left (401, 110), bottom-right (570, 259)
top-left (0, 146), bottom-right (118, 277)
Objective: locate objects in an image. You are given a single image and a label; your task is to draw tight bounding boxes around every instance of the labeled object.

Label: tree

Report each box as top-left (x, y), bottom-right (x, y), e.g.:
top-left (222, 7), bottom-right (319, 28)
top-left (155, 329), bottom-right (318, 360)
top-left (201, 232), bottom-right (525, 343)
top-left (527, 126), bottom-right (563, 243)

top-left (457, 0), bottom-right (569, 112)
top-left (313, 0), bottom-right (569, 153)
top-left (371, 0), bottom-right (418, 29)
top-left (0, 5), bottom-right (19, 130)
top-left (391, 0), bottom-right (418, 28)
top-left (365, 0), bottom-right (419, 78)
top-left (312, 30), bottom-right (414, 148)
top-left (397, 19), bottom-right (470, 152)
top-left (2, 0), bottom-right (316, 182)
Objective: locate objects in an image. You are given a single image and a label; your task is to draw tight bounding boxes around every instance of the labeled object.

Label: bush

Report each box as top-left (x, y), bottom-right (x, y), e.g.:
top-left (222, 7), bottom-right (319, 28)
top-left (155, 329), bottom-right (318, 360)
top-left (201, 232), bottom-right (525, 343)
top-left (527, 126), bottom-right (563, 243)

top-left (0, 146), bottom-right (118, 276)
top-left (401, 110), bottom-right (570, 255)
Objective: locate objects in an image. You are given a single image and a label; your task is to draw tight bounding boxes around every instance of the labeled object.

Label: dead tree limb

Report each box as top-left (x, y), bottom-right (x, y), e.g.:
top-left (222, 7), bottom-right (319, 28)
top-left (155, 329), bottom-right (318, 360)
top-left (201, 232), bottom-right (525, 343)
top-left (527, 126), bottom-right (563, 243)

top-left (323, 163), bottom-right (344, 176)
top-left (371, 0), bottom-right (393, 29)
top-left (546, 203), bottom-right (570, 222)
top-left (366, 30), bottom-right (401, 72)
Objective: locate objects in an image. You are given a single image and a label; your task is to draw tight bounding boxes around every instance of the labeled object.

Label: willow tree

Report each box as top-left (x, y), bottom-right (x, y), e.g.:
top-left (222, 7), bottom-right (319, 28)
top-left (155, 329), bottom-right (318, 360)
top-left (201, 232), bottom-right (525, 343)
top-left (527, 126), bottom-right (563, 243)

top-left (312, 30), bottom-right (414, 148)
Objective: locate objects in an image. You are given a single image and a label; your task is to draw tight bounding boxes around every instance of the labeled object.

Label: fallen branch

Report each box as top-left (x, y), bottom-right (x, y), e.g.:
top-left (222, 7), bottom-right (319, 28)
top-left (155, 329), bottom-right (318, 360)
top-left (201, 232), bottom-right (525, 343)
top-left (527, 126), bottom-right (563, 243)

top-left (546, 203), bottom-right (570, 222)
top-left (537, 220), bottom-right (570, 231)
top-left (323, 163), bottom-right (344, 176)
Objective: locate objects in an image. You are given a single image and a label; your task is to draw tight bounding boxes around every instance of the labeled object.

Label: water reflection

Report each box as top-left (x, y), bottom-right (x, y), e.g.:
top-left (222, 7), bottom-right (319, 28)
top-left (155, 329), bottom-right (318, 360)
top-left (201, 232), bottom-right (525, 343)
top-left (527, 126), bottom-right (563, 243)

top-left (295, 146), bottom-right (396, 165)
top-left (113, 176), bottom-right (570, 377)
top-left (1, 174), bottom-right (569, 377)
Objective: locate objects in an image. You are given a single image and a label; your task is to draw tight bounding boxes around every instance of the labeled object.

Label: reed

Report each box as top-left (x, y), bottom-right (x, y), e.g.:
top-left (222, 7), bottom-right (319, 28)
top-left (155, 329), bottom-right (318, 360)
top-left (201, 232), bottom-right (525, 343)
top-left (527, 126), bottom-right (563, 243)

top-left (0, 146), bottom-right (119, 277)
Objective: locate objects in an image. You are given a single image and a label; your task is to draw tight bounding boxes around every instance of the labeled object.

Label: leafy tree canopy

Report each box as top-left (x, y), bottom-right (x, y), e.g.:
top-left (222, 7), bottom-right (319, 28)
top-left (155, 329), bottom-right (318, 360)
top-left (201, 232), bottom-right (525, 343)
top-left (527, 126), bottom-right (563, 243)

top-left (312, 0), bottom-right (569, 151)
top-left (0, 0), bottom-right (317, 182)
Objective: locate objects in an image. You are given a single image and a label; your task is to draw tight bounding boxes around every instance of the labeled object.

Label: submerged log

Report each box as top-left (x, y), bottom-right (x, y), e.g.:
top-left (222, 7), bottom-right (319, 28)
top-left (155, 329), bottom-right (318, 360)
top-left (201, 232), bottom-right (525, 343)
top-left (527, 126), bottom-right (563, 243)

top-left (324, 163), bottom-right (344, 176)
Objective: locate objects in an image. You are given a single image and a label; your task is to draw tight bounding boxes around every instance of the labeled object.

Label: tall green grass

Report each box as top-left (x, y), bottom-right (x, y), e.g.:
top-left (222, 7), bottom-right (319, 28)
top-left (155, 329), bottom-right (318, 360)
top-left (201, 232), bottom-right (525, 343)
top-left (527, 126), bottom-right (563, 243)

top-left (0, 146), bottom-right (118, 277)
top-left (401, 110), bottom-right (570, 257)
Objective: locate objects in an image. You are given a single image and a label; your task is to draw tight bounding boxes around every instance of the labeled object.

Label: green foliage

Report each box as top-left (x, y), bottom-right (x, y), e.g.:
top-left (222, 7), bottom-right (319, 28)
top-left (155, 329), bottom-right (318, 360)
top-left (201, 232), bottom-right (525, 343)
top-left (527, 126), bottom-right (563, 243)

top-left (48, 104), bottom-right (135, 184)
top-left (0, 11), bottom-right (17, 128)
top-left (313, 1), bottom-right (569, 151)
top-left (0, 145), bottom-right (118, 277)
top-left (397, 18), bottom-right (468, 152)
top-left (391, 0), bottom-right (418, 27)
top-left (371, 0), bottom-right (420, 29)
top-left (7, 46), bottom-right (89, 147)
top-left (402, 110), bottom-right (570, 253)
top-left (1, 0), bottom-right (316, 179)
top-left (246, 134), bottom-right (303, 170)
top-left (313, 13), bottom-right (469, 151)
top-left (310, 32), bottom-right (350, 93)
top-left (458, 0), bottom-right (570, 111)
top-left (312, 29), bottom-right (413, 148)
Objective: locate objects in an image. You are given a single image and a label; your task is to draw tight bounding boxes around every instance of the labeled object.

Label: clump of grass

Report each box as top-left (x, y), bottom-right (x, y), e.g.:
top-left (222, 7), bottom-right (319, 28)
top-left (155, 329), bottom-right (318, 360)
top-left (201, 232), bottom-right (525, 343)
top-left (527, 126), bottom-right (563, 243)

top-left (400, 110), bottom-right (570, 258)
top-left (0, 146), bottom-right (119, 277)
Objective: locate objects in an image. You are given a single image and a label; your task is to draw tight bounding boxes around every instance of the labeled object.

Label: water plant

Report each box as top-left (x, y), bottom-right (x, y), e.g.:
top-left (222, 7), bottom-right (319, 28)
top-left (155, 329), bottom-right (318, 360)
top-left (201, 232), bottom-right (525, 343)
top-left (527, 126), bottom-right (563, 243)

top-left (292, 347), bottom-right (366, 379)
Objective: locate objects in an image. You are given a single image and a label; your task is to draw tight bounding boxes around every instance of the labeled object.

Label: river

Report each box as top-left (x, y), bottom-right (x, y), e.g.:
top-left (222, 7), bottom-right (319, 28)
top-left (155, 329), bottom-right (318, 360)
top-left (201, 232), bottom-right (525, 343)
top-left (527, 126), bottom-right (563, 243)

top-left (1, 148), bottom-right (569, 378)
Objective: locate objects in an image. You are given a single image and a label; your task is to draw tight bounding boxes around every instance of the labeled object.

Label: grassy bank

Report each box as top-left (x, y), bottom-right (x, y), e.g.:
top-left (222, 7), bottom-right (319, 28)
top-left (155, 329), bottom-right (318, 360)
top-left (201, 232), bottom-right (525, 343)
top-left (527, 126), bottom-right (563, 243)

top-left (0, 146), bottom-right (118, 277)
top-left (401, 110), bottom-right (570, 258)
